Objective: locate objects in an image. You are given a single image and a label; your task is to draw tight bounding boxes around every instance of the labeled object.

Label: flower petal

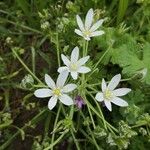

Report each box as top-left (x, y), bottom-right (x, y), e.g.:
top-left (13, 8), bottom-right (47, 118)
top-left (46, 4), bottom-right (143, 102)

top-left (113, 88), bottom-right (131, 96)
top-left (71, 72), bottom-right (78, 80)
top-left (74, 29), bottom-right (83, 36)
top-left (48, 96), bottom-right (57, 110)
top-left (95, 92), bottom-right (104, 102)
top-left (59, 94), bottom-right (74, 106)
top-left (61, 54), bottom-right (70, 67)
top-left (76, 15), bottom-right (84, 31)
top-left (62, 84), bottom-right (77, 93)
top-left (45, 74), bottom-right (56, 89)
top-left (90, 31), bottom-right (105, 37)
top-left (71, 46), bottom-right (79, 63)
top-left (108, 74), bottom-right (121, 90)
top-left (56, 71), bottom-right (69, 87)
top-left (85, 8), bottom-right (93, 30)
top-left (104, 100), bottom-right (112, 111)
top-left (57, 66), bottom-right (69, 73)
top-left (111, 97), bottom-right (128, 107)
top-left (34, 88), bottom-right (52, 98)
top-left (90, 19), bottom-right (104, 32)
top-left (78, 66), bottom-right (91, 73)
top-left (102, 79), bottom-right (107, 92)
top-left (77, 56), bottom-right (90, 66)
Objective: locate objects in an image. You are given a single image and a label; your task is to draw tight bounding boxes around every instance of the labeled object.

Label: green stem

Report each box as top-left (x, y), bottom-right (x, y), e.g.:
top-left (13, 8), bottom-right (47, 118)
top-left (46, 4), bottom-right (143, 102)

top-left (31, 47), bottom-right (36, 74)
top-left (12, 48), bottom-right (43, 84)
top-left (44, 130), bottom-right (68, 150)
top-left (51, 105), bottom-right (62, 150)
top-left (56, 33), bottom-right (60, 67)
top-left (70, 129), bottom-right (80, 150)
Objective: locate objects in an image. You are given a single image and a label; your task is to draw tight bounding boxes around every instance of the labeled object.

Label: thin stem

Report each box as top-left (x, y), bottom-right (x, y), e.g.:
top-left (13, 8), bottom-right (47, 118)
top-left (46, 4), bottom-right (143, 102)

top-left (51, 105), bottom-right (62, 150)
top-left (31, 47), bottom-right (36, 74)
top-left (56, 33), bottom-right (60, 67)
top-left (44, 130), bottom-right (68, 150)
top-left (70, 129), bottom-right (80, 150)
top-left (12, 48), bottom-right (43, 84)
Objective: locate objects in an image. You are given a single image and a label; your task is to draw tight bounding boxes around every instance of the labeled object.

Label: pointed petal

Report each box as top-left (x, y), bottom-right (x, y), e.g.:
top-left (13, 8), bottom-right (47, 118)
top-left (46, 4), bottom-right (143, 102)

top-left (77, 56), bottom-right (90, 66)
top-left (71, 46), bottom-right (79, 63)
top-left (113, 88), bottom-right (131, 96)
top-left (34, 88), bottom-right (52, 98)
top-left (84, 36), bottom-right (91, 41)
top-left (95, 92), bottom-right (104, 102)
top-left (76, 15), bottom-right (84, 31)
top-left (48, 96), bottom-right (57, 110)
top-left (45, 74), bottom-right (55, 89)
top-left (90, 31), bottom-right (105, 37)
top-left (85, 8), bottom-right (94, 30)
top-left (104, 100), bottom-right (112, 111)
top-left (59, 94), bottom-right (74, 106)
top-left (78, 66), bottom-right (91, 73)
top-left (61, 54), bottom-right (70, 67)
top-left (63, 84), bottom-right (77, 93)
top-left (90, 19), bottom-right (104, 32)
top-left (108, 74), bottom-right (121, 90)
top-left (56, 71), bottom-right (69, 87)
top-left (102, 79), bottom-right (107, 92)
top-left (111, 97), bottom-right (128, 107)
top-left (71, 72), bottom-right (78, 80)
top-left (74, 29), bottom-right (83, 36)
top-left (57, 66), bottom-right (69, 73)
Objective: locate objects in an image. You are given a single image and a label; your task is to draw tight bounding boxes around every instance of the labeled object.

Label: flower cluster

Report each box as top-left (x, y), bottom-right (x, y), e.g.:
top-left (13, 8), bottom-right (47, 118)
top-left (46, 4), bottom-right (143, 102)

top-left (34, 8), bottom-right (131, 111)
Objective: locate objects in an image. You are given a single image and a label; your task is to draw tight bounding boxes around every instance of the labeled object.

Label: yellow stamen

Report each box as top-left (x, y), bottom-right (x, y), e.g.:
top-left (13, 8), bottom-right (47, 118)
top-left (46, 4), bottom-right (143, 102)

top-left (70, 63), bottom-right (77, 71)
top-left (104, 89), bottom-right (113, 100)
top-left (83, 30), bottom-right (91, 37)
top-left (53, 88), bottom-right (61, 96)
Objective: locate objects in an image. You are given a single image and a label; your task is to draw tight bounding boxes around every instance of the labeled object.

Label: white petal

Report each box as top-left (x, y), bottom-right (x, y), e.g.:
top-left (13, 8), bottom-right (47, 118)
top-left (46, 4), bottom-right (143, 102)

top-left (61, 54), bottom-right (70, 67)
top-left (113, 88), bottom-right (131, 96)
top-left (56, 71), bottom-right (69, 87)
top-left (95, 92), bottom-right (104, 102)
top-left (74, 29), bottom-right (83, 36)
top-left (84, 36), bottom-right (91, 41)
top-left (90, 31), bottom-right (105, 37)
top-left (57, 66), bottom-right (69, 73)
top-left (78, 66), bottom-right (91, 73)
top-left (34, 88), bottom-right (52, 98)
top-left (45, 74), bottom-right (55, 89)
top-left (59, 94), bottom-right (74, 106)
top-left (90, 19), bottom-right (104, 32)
top-left (48, 96), bottom-right (57, 110)
top-left (76, 15), bottom-right (84, 31)
top-left (85, 8), bottom-right (94, 30)
top-left (104, 100), bottom-right (112, 111)
top-left (71, 72), bottom-right (78, 80)
top-left (102, 79), bottom-right (107, 92)
top-left (111, 97), bottom-right (128, 107)
top-left (77, 56), bottom-right (90, 66)
top-left (108, 74), bottom-right (121, 90)
top-left (71, 46), bottom-right (79, 63)
top-left (62, 84), bottom-right (77, 93)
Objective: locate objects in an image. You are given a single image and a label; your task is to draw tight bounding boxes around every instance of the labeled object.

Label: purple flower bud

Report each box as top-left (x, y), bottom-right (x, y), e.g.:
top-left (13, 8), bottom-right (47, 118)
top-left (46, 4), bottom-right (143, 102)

top-left (75, 95), bottom-right (85, 109)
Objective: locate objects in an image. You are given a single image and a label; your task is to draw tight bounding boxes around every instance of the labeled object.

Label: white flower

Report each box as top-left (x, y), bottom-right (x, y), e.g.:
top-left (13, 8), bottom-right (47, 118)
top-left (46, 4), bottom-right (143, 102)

top-left (95, 74), bottom-right (131, 111)
top-left (34, 71), bottom-right (77, 110)
top-left (58, 46), bottom-right (91, 80)
top-left (75, 8), bottom-right (105, 41)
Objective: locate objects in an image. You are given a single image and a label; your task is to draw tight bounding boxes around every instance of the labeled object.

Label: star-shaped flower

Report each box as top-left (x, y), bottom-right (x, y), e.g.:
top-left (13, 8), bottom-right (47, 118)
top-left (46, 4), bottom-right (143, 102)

top-left (75, 8), bottom-right (105, 41)
top-left (58, 46), bottom-right (91, 80)
top-left (34, 71), bottom-right (77, 110)
top-left (95, 74), bottom-right (131, 111)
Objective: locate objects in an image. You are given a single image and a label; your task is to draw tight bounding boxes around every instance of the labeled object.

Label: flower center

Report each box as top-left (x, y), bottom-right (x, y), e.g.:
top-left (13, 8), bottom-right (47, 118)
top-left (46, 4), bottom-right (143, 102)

top-left (83, 30), bottom-right (91, 37)
top-left (104, 89), bottom-right (113, 100)
top-left (70, 63), bottom-right (78, 71)
top-left (53, 88), bottom-right (61, 96)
